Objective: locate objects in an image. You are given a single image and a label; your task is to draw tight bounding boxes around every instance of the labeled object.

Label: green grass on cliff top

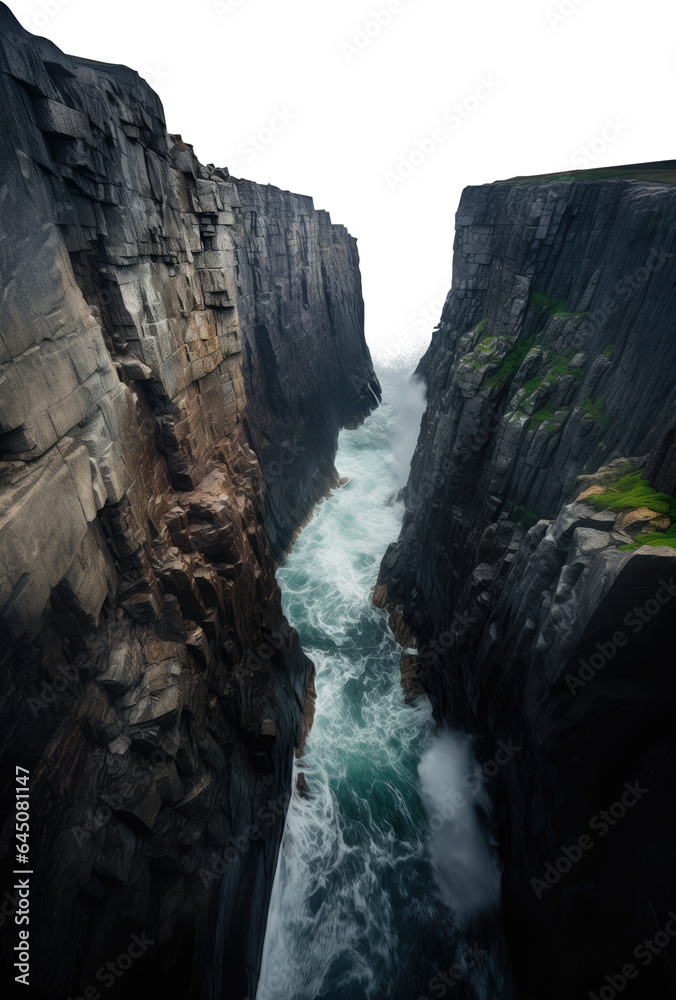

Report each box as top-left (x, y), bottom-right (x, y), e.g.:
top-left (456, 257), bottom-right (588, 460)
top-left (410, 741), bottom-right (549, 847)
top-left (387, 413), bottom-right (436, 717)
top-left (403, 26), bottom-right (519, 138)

top-left (584, 472), bottom-right (676, 552)
top-left (587, 472), bottom-right (676, 520)
top-left (619, 525), bottom-right (676, 552)
top-left (504, 161), bottom-right (676, 186)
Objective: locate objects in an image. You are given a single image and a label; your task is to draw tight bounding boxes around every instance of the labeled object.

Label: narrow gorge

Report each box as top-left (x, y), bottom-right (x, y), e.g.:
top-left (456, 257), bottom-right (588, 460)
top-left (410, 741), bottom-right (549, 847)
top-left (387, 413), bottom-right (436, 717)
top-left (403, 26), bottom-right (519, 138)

top-left (1, 7), bottom-right (675, 1000)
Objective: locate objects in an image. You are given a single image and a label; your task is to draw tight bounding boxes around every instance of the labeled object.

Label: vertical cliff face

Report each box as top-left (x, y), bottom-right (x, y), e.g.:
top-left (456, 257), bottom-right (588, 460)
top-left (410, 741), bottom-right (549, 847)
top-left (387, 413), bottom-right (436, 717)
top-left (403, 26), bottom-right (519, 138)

top-left (235, 180), bottom-right (381, 561)
top-left (0, 7), bottom-right (377, 999)
top-left (377, 165), bottom-right (676, 999)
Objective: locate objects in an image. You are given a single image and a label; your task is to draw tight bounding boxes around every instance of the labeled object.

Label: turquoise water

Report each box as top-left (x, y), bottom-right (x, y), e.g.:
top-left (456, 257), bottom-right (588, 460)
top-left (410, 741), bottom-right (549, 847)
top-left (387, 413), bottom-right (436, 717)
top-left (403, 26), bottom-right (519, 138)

top-left (257, 383), bottom-right (514, 1000)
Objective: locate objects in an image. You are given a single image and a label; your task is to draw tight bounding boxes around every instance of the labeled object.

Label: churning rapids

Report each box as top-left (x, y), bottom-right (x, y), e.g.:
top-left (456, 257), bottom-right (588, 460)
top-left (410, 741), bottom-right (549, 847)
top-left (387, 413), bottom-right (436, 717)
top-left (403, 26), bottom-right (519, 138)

top-left (257, 375), bottom-right (515, 1000)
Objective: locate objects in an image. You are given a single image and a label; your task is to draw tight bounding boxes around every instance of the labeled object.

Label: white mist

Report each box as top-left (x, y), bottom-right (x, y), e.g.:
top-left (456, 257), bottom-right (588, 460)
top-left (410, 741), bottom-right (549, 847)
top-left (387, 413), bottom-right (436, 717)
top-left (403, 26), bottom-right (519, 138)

top-left (418, 731), bottom-right (501, 920)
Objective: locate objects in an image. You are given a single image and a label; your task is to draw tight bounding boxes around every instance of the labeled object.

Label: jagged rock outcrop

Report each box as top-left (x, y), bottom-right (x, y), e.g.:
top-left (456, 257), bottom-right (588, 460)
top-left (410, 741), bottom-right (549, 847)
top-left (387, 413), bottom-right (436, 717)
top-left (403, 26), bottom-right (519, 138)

top-left (0, 7), bottom-right (378, 998)
top-left (378, 164), bottom-right (676, 999)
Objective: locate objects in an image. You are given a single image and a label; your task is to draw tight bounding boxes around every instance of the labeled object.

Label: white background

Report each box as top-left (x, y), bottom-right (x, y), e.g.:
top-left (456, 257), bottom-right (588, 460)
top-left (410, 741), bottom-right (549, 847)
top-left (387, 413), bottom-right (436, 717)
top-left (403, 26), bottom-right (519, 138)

top-left (7, 0), bottom-right (676, 365)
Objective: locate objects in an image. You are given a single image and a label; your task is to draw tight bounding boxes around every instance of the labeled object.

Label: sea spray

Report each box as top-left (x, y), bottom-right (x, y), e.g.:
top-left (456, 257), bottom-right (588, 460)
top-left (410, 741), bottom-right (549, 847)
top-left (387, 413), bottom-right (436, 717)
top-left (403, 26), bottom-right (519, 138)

top-left (389, 373), bottom-right (427, 488)
top-left (418, 732), bottom-right (501, 920)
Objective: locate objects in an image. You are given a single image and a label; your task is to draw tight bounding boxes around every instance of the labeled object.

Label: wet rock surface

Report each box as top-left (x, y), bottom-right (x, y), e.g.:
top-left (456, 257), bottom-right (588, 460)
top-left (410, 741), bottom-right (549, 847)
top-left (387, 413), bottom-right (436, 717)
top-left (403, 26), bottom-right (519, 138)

top-left (0, 6), bottom-right (376, 998)
top-left (378, 167), bottom-right (676, 998)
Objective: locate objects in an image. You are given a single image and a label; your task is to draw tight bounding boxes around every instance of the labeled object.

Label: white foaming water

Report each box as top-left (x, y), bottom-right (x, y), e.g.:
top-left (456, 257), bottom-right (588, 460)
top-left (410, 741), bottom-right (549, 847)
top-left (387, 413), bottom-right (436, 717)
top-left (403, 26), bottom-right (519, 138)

top-left (389, 374), bottom-right (427, 488)
top-left (256, 382), bottom-right (514, 1000)
top-left (418, 733), bottom-right (501, 921)
top-left (372, 339), bottom-right (431, 381)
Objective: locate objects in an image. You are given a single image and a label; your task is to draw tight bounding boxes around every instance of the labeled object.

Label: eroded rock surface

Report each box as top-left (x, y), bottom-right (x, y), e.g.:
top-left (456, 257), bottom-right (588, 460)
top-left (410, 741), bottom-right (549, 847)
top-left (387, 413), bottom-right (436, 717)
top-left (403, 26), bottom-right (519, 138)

top-left (0, 6), bottom-right (378, 998)
top-left (378, 166), bottom-right (676, 999)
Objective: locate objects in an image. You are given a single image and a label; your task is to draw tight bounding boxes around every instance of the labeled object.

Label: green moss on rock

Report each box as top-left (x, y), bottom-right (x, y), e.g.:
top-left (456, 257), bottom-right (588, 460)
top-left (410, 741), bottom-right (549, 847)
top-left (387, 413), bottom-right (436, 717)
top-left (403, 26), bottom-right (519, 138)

top-left (505, 500), bottom-right (543, 528)
top-left (619, 524), bottom-right (676, 552)
top-left (578, 398), bottom-right (610, 428)
top-left (486, 337), bottom-right (535, 387)
top-left (531, 293), bottom-right (568, 315)
top-left (529, 402), bottom-right (558, 431)
top-left (530, 294), bottom-right (586, 318)
top-left (587, 473), bottom-right (676, 520)
top-left (547, 362), bottom-right (584, 381)
top-left (478, 334), bottom-right (500, 354)
top-left (523, 376), bottom-right (545, 395)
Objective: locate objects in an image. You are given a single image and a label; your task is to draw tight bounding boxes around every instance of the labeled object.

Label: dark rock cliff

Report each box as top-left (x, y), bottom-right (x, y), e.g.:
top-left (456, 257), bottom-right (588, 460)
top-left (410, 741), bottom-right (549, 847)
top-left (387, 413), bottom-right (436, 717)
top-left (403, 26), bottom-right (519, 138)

top-left (377, 164), bottom-right (676, 999)
top-left (0, 6), bottom-right (378, 998)
top-left (235, 180), bottom-right (380, 561)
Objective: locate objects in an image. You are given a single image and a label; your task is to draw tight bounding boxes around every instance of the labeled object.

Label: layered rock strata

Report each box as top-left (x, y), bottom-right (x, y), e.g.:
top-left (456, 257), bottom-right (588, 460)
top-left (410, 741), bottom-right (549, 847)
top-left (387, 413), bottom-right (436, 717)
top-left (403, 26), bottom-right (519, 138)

top-left (0, 7), bottom-right (378, 998)
top-left (377, 164), bottom-right (676, 999)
